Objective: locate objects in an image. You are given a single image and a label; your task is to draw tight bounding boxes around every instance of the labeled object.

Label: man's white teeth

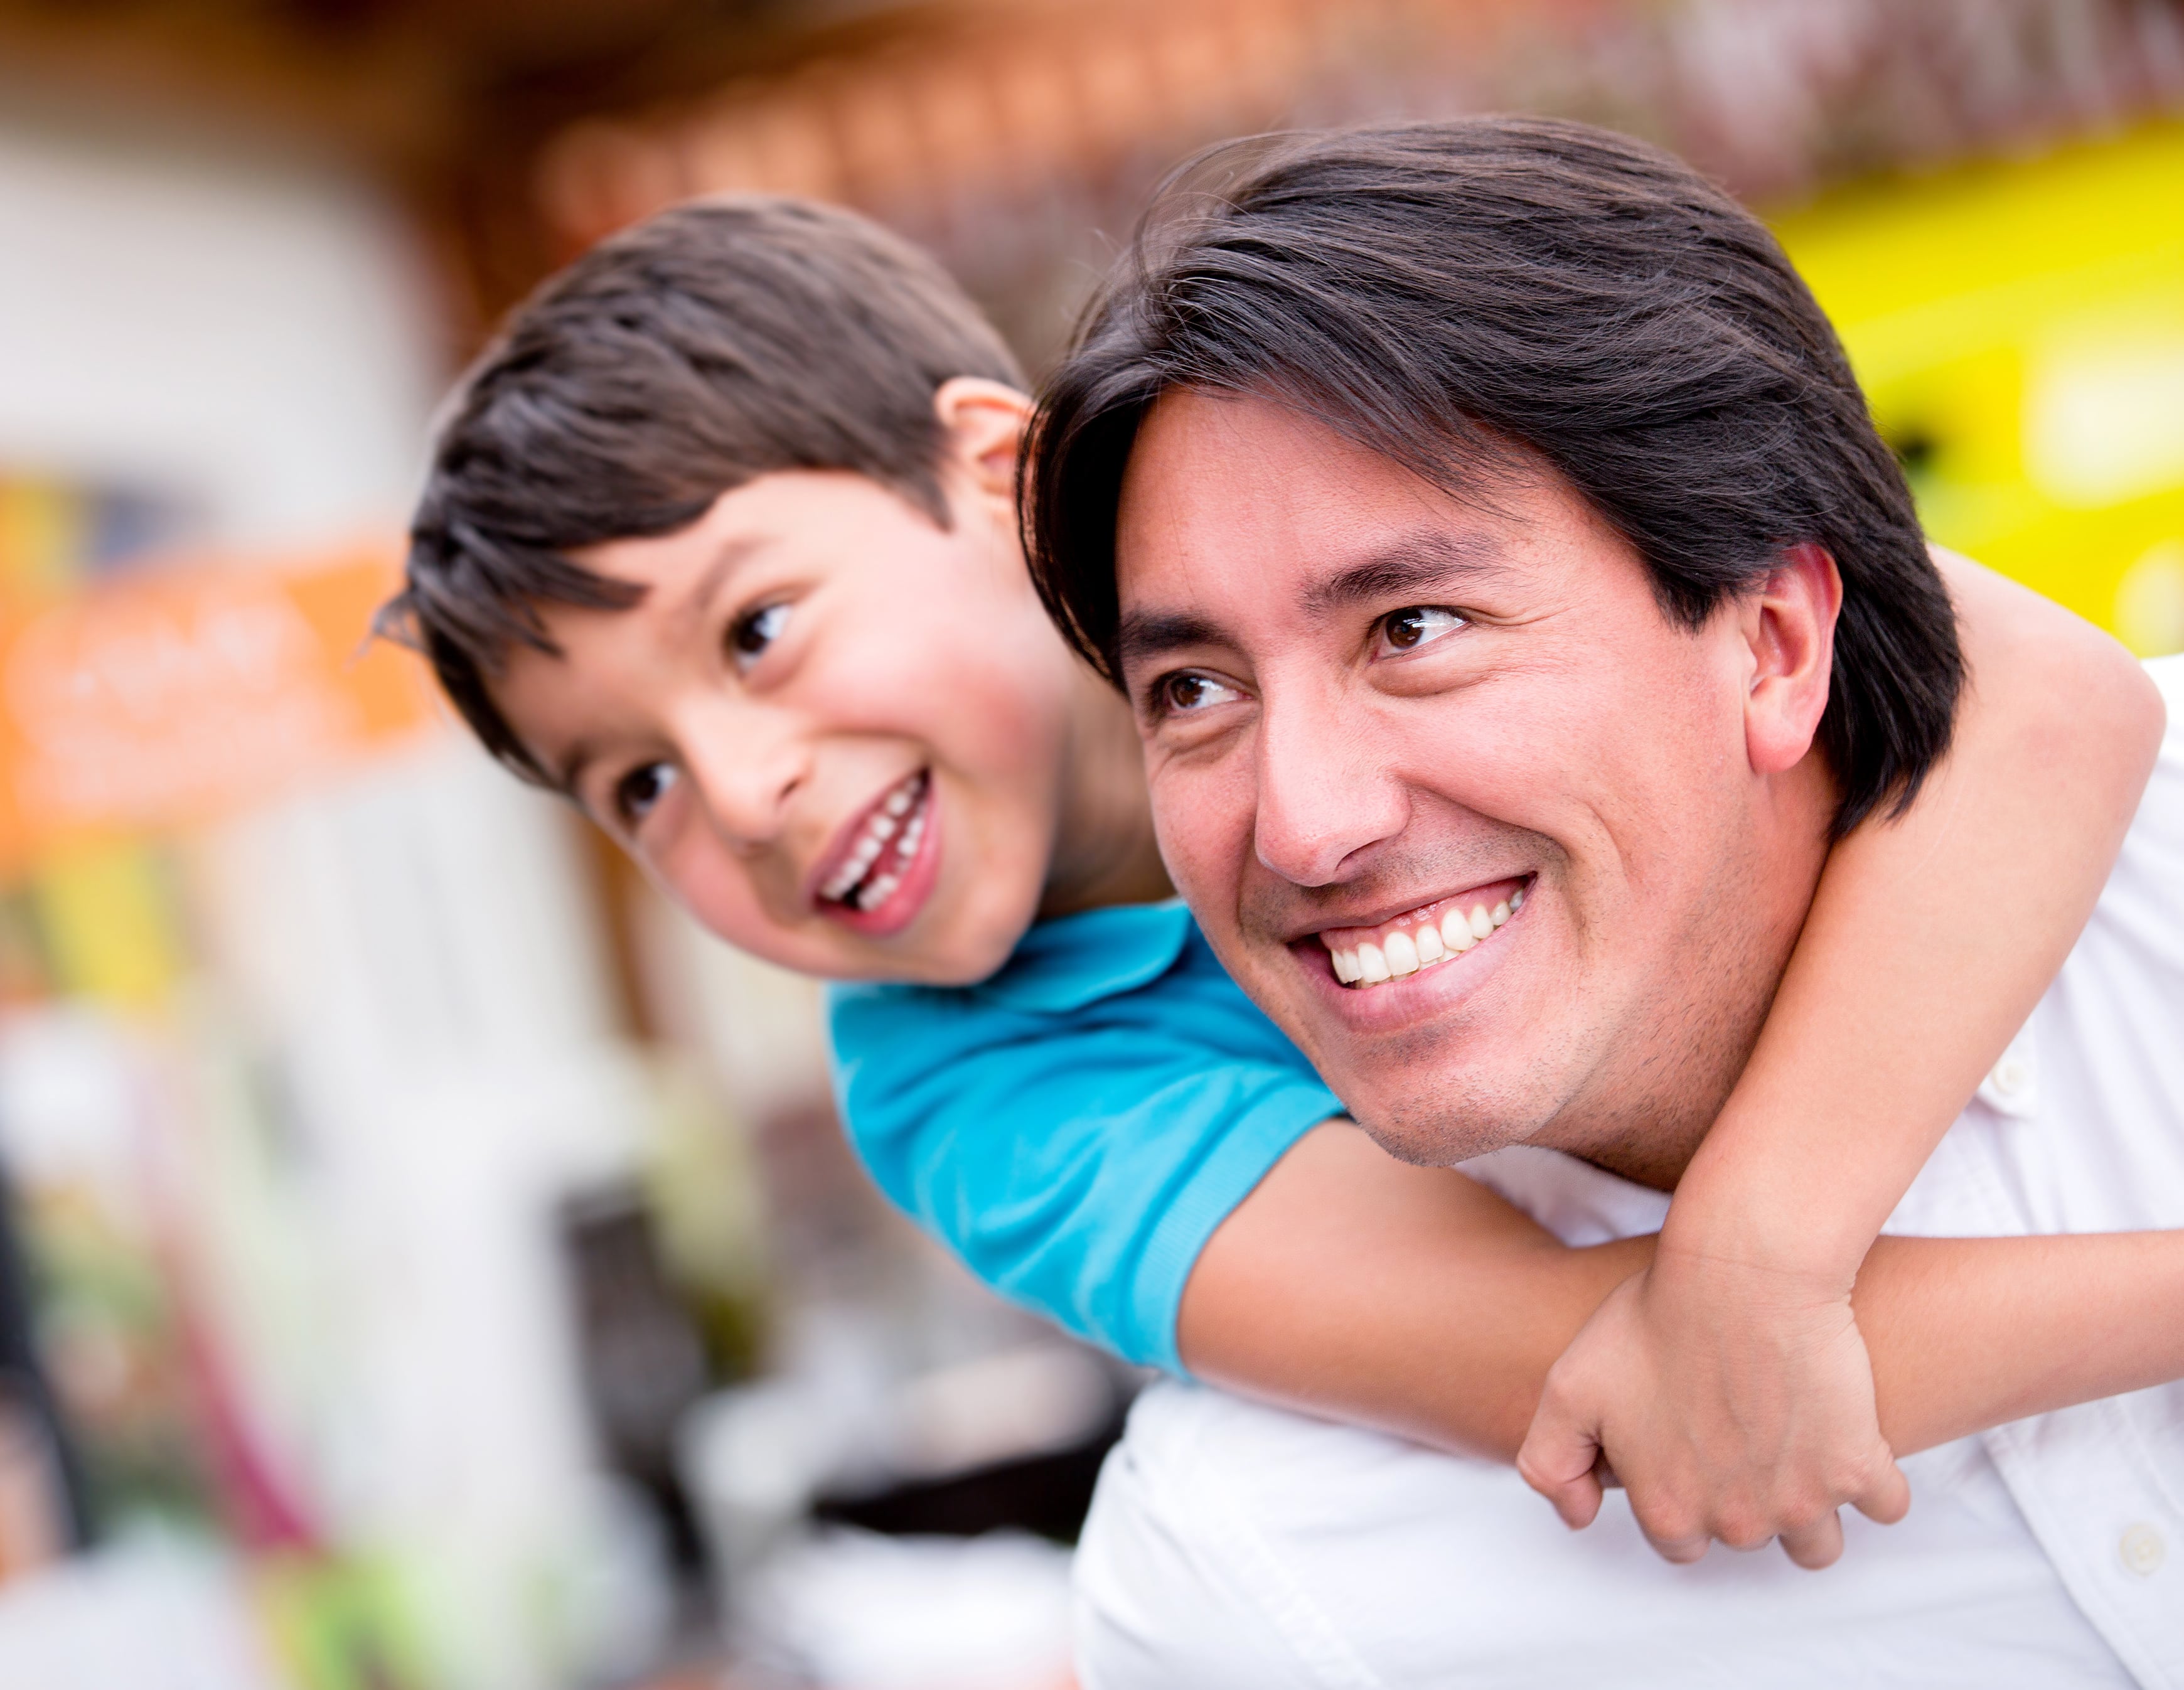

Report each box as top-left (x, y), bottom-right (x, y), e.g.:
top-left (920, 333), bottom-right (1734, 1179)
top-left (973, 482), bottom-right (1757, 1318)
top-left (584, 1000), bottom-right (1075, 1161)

top-left (821, 772), bottom-right (929, 904)
top-left (1321, 885), bottom-right (1524, 990)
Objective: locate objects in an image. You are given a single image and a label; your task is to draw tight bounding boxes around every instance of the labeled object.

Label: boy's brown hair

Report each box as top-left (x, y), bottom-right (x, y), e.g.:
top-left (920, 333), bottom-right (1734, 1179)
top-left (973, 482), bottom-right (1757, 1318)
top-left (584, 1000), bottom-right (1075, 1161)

top-left (380, 195), bottom-right (1022, 783)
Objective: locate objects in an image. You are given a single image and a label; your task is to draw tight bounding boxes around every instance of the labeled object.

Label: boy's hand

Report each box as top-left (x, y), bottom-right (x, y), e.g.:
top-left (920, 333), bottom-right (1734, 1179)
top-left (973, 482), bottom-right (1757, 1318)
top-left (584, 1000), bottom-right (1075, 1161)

top-left (1514, 1249), bottom-right (1910, 1568)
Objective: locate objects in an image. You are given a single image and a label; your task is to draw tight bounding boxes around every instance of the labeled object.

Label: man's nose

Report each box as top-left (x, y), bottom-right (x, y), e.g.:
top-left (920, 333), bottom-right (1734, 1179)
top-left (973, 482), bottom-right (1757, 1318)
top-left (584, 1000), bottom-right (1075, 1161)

top-left (1251, 680), bottom-right (1408, 885)
top-left (676, 697), bottom-right (808, 850)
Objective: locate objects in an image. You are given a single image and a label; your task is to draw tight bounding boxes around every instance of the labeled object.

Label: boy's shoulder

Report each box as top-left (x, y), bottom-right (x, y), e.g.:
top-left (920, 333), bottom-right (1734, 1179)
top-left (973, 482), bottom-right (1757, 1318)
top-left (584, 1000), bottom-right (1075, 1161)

top-left (825, 898), bottom-right (1303, 1067)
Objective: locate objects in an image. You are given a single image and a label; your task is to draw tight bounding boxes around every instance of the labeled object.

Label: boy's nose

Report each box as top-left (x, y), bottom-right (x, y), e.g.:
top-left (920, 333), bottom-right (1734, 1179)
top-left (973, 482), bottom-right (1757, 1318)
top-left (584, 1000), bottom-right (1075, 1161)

top-left (678, 700), bottom-right (807, 850)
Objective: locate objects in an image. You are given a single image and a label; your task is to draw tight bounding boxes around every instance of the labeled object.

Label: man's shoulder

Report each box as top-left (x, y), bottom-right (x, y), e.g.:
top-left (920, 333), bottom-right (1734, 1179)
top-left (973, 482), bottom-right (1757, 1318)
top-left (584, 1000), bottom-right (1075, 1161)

top-left (1894, 657), bottom-right (2184, 1236)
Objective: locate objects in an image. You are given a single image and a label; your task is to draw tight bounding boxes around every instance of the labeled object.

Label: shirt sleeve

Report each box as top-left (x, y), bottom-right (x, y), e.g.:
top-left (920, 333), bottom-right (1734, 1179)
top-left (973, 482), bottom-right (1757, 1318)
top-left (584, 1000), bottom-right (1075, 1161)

top-left (825, 958), bottom-right (1341, 1376)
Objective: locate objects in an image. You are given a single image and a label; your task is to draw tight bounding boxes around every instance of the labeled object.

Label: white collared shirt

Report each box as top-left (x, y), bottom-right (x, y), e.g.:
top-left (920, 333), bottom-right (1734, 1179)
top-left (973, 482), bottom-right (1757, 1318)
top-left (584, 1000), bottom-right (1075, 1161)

top-left (1074, 656), bottom-right (2184, 1690)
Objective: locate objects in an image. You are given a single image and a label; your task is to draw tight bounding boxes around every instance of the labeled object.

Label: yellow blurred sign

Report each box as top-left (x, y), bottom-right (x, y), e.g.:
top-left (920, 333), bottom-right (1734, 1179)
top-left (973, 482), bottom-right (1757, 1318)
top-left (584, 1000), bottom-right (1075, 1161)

top-left (1, 548), bottom-right (439, 874)
top-left (1772, 119), bottom-right (2184, 655)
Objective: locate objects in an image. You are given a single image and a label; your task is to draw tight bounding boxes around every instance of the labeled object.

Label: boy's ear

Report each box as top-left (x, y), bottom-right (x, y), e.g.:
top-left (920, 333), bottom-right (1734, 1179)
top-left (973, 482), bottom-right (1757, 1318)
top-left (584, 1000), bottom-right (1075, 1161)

top-left (934, 377), bottom-right (1033, 500)
top-left (1742, 540), bottom-right (1843, 776)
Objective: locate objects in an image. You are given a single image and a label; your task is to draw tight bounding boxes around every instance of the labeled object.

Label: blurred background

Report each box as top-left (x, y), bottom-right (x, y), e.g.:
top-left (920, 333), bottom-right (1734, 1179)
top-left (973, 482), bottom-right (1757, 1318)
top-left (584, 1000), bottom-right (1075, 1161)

top-left (0, 1), bottom-right (2179, 1686)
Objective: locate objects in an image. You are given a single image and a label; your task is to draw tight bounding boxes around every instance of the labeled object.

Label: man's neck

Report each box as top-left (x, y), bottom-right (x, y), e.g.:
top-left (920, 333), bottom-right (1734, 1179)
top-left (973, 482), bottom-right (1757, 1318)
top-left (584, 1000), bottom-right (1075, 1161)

top-left (1551, 759), bottom-right (1838, 1193)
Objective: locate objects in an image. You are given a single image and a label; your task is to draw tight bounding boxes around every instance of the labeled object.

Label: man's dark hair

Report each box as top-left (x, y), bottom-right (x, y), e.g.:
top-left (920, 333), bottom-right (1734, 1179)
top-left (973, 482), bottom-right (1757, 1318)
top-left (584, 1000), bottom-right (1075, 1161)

top-left (382, 195), bottom-right (1022, 783)
top-left (1025, 117), bottom-right (1961, 834)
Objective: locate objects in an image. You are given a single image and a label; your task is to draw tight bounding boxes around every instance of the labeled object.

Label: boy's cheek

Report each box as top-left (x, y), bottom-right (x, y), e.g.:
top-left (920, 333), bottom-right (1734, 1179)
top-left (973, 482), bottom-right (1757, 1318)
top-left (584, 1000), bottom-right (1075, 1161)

top-left (643, 834), bottom-right (785, 956)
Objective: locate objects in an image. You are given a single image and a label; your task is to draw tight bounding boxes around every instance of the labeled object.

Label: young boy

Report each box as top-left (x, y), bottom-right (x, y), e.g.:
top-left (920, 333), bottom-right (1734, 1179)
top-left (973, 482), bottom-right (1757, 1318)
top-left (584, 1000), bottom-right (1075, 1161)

top-left (383, 193), bottom-right (2180, 1565)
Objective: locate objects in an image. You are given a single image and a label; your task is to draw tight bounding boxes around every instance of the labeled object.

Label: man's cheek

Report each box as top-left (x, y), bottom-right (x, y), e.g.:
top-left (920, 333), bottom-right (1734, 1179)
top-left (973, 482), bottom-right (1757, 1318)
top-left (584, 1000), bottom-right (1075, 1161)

top-left (1147, 770), bottom-right (1240, 902)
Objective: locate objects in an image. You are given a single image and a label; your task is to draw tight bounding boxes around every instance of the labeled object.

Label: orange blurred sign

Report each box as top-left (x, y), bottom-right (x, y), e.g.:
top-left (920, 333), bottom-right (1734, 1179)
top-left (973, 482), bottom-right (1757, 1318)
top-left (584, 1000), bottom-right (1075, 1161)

top-left (1, 548), bottom-right (440, 872)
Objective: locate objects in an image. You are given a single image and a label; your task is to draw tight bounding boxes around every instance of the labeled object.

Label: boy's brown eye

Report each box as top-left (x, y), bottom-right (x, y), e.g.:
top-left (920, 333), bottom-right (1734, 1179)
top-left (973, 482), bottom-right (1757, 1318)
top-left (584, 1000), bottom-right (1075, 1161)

top-left (614, 761), bottom-right (678, 825)
top-left (730, 602), bottom-right (791, 669)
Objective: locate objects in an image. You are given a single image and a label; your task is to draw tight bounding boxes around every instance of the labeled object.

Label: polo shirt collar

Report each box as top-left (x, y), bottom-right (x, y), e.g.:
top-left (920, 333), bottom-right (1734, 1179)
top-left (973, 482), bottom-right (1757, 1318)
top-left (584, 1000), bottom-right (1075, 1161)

top-left (976, 899), bottom-right (1196, 1015)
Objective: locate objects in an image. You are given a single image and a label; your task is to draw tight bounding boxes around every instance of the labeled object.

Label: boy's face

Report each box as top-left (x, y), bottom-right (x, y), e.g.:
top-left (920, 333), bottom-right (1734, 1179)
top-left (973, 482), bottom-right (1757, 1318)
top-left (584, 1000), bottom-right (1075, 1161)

top-left (490, 395), bottom-right (1088, 985)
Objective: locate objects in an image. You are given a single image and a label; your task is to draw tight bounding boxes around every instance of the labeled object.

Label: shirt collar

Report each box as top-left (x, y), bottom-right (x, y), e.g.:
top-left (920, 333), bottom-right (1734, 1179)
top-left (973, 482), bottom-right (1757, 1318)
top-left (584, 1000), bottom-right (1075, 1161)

top-left (975, 899), bottom-right (1197, 1015)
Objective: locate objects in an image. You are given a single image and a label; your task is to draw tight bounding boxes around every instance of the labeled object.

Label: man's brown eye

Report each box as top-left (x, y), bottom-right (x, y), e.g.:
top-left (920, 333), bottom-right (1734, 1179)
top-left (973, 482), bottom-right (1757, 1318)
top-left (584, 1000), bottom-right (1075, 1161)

top-left (1165, 675), bottom-right (1209, 710)
top-left (1380, 606), bottom-right (1465, 654)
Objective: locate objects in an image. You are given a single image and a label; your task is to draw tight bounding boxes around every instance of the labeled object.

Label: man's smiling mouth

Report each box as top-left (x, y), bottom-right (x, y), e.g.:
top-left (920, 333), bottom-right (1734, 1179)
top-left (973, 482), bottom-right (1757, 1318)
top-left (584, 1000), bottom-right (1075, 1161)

top-left (818, 769), bottom-right (931, 912)
top-left (1317, 877), bottom-right (1528, 988)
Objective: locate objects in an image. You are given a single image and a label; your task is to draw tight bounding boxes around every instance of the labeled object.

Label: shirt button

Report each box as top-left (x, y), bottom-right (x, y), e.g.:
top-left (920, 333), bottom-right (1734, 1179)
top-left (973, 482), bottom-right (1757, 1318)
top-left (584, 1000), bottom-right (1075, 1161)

top-left (2119, 1523), bottom-right (2166, 1577)
top-left (1990, 1057), bottom-right (2031, 1098)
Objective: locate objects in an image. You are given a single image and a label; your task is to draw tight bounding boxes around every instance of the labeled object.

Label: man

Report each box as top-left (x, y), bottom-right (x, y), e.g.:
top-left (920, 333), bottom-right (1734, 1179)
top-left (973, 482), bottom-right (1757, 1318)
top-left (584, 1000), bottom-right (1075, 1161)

top-left (1026, 119), bottom-right (2184, 1685)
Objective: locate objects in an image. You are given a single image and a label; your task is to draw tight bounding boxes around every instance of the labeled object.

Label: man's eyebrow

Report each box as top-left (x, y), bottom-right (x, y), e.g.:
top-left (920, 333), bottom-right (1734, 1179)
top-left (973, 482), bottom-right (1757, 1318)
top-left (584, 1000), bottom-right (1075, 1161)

top-left (1114, 609), bottom-right (1228, 677)
top-left (1302, 530), bottom-right (1507, 617)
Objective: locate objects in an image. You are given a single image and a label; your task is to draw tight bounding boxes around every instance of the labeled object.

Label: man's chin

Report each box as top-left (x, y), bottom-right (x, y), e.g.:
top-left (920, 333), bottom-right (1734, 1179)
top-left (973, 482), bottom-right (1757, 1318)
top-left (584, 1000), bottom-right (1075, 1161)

top-left (1345, 1098), bottom-right (1518, 1169)
top-left (1246, 928), bottom-right (1568, 1169)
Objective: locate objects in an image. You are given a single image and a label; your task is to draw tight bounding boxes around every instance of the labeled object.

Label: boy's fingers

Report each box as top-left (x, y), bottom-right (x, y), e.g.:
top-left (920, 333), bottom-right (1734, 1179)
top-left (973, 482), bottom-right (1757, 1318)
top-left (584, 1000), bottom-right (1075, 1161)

top-left (1516, 1410), bottom-right (1607, 1531)
top-left (1851, 1452), bottom-right (1912, 1526)
top-left (1777, 1512), bottom-right (1846, 1570)
top-left (1634, 1519), bottom-right (1710, 1565)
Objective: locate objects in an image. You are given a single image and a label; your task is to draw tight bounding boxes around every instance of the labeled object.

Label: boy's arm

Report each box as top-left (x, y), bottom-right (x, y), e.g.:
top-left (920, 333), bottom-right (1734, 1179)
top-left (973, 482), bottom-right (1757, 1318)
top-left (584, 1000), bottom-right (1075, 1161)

top-left (1182, 1120), bottom-right (2184, 1473)
top-left (1514, 548), bottom-right (2168, 1566)
top-left (824, 928), bottom-right (1344, 1373)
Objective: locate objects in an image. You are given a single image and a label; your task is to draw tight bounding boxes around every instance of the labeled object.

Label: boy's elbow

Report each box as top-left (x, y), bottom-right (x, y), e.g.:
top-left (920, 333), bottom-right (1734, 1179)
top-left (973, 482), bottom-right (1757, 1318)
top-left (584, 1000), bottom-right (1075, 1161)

top-left (2084, 631), bottom-right (2167, 776)
top-left (2018, 612), bottom-right (2166, 785)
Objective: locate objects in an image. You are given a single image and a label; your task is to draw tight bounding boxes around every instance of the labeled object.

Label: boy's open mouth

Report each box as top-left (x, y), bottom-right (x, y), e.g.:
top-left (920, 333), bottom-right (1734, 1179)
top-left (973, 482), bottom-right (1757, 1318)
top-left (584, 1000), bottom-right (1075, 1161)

top-left (817, 769), bottom-right (932, 913)
top-left (1316, 877), bottom-right (1529, 989)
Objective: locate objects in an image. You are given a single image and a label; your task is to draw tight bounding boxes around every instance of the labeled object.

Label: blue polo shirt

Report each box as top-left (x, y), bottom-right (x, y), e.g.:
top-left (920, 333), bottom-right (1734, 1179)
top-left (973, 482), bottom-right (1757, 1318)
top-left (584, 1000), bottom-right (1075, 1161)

top-left (825, 900), bottom-right (1342, 1374)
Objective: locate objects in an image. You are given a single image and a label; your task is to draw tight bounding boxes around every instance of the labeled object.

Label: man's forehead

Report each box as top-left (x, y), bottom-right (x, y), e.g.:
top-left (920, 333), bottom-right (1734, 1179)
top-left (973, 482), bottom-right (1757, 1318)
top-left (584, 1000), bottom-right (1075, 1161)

top-left (1115, 392), bottom-right (1643, 620)
top-left (1115, 395), bottom-right (1562, 656)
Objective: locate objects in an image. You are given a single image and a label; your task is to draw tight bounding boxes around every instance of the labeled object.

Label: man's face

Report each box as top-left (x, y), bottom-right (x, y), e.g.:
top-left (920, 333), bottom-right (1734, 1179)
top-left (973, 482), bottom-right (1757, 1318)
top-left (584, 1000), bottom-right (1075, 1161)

top-left (1115, 392), bottom-right (1834, 1179)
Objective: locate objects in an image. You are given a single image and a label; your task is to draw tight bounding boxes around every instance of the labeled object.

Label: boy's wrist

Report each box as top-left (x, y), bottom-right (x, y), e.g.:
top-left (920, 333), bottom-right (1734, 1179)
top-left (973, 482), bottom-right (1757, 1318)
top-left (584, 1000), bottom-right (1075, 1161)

top-left (1656, 1184), bottom-right (1867, 1301)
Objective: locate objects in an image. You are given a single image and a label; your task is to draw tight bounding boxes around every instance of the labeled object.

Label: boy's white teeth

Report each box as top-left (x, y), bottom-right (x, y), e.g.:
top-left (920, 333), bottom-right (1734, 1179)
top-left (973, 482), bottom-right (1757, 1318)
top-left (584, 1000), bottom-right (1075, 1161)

top-left (1321, 883), bottom-right (1524, 990)
top-left (822, 773), bottom-right (929, 905)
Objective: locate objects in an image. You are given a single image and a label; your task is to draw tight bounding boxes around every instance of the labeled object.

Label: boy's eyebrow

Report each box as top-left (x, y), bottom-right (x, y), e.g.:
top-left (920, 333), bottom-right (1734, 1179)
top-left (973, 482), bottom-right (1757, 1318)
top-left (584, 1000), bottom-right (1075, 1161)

top-left (552, 737), bottom-right (595, 802)
top-left (551, 532), bottom-right (777, 800)
top-left (1301, 530), bottom-right (1506, 617)
top-left (672, 532), bottom-right (774, 640)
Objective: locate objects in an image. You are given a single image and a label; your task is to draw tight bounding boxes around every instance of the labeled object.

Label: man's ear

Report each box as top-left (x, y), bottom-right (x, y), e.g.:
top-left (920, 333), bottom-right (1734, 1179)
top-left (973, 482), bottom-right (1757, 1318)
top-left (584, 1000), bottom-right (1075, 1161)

top-left (1741, 541), bottom-right (1843, 775)
top-left (934, 377), bottom-right (1033, 502)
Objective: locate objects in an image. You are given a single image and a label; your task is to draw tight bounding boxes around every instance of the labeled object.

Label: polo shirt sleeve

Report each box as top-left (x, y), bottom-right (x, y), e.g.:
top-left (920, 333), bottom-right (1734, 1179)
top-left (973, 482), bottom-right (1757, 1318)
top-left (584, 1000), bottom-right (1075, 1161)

top-left (823, 903), bottom-right (1342, 1375)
